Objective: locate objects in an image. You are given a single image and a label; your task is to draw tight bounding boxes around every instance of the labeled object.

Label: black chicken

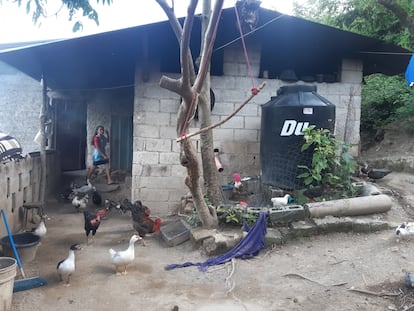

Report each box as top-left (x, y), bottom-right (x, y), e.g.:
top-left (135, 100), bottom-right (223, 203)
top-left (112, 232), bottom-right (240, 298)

top-left (367, 169), bottom-right (392, 180)
top-left (83, 209), bottom-right (106, 245)
top-left (127, 200), bottom-right (161, 245)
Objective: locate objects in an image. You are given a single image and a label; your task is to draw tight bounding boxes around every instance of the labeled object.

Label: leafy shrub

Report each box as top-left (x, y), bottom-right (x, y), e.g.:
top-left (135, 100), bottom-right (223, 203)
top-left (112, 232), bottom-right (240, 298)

top-left (362, 74), bottom-right (414, 131)
top-left (297, 126), bottom-right (357, 200)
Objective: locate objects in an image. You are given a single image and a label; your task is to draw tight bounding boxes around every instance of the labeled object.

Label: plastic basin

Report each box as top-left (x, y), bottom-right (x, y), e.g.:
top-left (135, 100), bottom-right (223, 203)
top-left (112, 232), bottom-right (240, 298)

top-left (0, 233), bottom-right (40, 263)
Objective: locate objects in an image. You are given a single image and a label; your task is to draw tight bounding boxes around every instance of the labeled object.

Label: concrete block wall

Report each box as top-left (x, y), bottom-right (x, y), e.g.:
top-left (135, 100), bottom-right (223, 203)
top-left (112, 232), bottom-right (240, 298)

top-left (0, 152), bottom-right (60, 237)
top-left (0, 61), bottom-right (42, 155)
top-left (132, 47), bottom-right (363, 216)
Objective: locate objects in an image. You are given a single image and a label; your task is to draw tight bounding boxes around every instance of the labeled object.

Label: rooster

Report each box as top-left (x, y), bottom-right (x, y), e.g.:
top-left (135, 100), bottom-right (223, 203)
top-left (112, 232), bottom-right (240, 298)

top-left (83, 209), bottom-right (106, 245)
top-left (129, 200), bottom-right (161, 245)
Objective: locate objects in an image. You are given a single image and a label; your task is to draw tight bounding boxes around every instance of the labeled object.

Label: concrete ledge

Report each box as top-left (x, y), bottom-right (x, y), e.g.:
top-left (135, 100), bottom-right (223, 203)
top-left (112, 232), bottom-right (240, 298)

top-left (187, 215), bottom-right (395, 254)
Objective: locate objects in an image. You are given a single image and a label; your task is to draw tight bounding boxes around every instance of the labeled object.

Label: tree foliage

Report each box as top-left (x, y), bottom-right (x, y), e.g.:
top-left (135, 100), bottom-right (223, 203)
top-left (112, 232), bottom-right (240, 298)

top-left (294, 0), bottom-right (414, 132)
top-left (2, 0), bottom-right (112, 32)
top-left (361, 74), bottom-right (414, 131)
top-left (293, 0), bottom-right (414, 50)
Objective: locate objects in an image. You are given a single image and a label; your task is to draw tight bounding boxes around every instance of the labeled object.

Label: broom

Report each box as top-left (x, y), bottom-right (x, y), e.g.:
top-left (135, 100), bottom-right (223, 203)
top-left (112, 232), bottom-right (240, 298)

top-left (1, 209), bottom-right (47, 292)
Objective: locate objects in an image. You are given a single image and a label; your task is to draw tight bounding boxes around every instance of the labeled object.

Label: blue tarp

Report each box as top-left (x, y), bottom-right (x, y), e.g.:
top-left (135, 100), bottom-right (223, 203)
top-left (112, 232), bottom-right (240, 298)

top-left (165, 211), bottom-right (268, 272)
top-left (405, 54), bottom-right (414, 86)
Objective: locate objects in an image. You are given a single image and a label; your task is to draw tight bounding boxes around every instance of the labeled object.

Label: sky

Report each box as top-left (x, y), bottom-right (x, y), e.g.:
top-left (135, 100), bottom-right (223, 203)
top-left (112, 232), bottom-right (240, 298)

top-left (0, 0), bottom-right (296, 43)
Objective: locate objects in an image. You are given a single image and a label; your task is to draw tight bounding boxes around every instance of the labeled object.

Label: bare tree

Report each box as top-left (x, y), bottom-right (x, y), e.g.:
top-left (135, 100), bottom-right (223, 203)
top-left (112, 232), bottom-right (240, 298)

top-left (156, 0), bottom-right (225, 227)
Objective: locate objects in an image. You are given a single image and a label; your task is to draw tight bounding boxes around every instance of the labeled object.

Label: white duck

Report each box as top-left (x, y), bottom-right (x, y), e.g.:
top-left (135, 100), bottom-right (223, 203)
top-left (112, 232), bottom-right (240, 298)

top-left (396, 222), bottom-right (414, 242)
top-left (271, 194), bottom-right (291, 207)
top-left (71, 179), bottom-right (96, 195)
top-left (32, 217), bottom-right (47, 238)
top-left (57, 243), bottom-right (82, 286)
top-left (109, 234), bottom-right (142, 275)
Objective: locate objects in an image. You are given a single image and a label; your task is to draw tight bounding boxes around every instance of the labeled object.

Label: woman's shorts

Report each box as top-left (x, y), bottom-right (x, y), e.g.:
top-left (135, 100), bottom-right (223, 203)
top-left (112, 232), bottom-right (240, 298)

top-left (93, 159), bottom-right (109, 166)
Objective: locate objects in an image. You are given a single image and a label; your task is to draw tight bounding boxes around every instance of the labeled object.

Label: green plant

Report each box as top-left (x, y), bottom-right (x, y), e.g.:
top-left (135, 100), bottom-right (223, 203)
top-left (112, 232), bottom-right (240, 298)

top-left (186, 208), bottom-right (201, 227)
top-left (186, 195), bottom-right (214, 226)
top-left (297, 126), bottom-right (358, 200)
top-left (217, 206), bottom-right (258, 226)
top-left (241, 212), bottom-right (258, 227)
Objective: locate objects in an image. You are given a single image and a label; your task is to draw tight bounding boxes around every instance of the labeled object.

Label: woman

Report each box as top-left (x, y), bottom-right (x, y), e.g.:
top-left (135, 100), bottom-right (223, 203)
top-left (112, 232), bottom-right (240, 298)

top-left (86, 125), bottom-right (114, 185)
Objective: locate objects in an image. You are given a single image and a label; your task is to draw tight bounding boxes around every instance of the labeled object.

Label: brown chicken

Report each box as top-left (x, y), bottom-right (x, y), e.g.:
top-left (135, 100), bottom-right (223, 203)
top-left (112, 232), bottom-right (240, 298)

top-left (129, 200), bottom-right (161, 245)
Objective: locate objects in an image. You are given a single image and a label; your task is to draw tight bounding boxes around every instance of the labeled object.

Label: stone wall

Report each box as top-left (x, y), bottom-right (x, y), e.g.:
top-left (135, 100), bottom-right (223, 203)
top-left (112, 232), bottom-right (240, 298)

top-left (132, 46), bottom-right (363, 215)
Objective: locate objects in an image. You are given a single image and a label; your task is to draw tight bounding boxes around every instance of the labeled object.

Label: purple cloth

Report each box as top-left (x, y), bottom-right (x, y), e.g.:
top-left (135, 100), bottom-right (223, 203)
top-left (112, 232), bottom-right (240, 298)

top-left (165, 211), bottom-right (268, 272)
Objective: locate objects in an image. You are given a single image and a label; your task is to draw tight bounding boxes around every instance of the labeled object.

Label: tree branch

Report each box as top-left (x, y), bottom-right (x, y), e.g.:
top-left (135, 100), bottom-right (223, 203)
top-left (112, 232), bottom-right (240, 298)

top-left (177, 81), bottom-right (266, 142)
top-left (159, 75), bottom-right (182, 94)
top-left (193, 0), bottom-right (224, 94)
top-left (155, 0), bottom-right (183, 40)
top-left (181, 0), bottom-right (198, 91)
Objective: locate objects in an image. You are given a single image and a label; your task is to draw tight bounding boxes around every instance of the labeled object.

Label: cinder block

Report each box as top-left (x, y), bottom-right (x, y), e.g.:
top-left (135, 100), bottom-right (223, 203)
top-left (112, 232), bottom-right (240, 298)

top-left (160, 219), bottom-right (192, 247)
top-left (269, 205), bottom-right (307, 224)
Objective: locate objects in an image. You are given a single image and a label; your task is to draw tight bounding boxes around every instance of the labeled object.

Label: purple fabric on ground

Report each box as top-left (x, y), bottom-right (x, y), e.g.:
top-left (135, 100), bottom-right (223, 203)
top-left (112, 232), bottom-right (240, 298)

top-left (165, 211), bottom-right (268, 271)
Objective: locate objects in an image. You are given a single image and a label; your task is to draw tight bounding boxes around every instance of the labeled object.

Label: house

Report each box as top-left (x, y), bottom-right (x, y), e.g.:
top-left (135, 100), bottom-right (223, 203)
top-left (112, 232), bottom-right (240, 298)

top-left (0, 6), bottom-right (411, 215)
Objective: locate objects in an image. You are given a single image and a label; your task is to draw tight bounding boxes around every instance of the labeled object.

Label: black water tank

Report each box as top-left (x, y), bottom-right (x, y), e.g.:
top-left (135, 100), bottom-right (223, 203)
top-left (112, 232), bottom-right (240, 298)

top-left (260, 85), bottom-right (335, 190)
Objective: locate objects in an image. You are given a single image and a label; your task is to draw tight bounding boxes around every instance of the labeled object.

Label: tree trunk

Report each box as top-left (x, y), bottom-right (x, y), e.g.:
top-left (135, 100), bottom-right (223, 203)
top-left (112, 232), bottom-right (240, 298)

top-left (157, 0), bottom-right (224, 228)
top-left (199, 84), bottom-right (223, 206)
top-left (180, 138), bottom-right (217, 228)
top-left (198, 0), bottom-right (223, 207)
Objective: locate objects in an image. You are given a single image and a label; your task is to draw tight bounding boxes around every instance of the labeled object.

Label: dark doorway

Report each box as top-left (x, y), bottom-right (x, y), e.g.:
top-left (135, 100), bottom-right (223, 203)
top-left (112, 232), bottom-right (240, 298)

top-left (111, 115), bottom-right (133, 172)
top-left (56, 100), bottom-right (87, 171)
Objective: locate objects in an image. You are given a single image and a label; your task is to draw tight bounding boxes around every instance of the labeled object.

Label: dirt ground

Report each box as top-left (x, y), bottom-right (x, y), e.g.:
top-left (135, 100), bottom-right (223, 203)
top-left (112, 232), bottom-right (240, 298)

top-left (10, 133), bottom-right (414, 311)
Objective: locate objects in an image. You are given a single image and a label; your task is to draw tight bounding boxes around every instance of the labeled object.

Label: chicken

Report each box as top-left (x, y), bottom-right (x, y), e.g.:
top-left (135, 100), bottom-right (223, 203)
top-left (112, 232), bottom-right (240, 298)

top-left (130, 200), bottom-right (161, 245)
top-left (271, 194), bottom-right (291, 207)
top-left (109, 234), bottom-right (142, 275)
top-left (361, 163), bottom-right (392, 180)
top-left (105, 199), bottom-right (128, 214)
top-left (92, 191), bottom-right (102, 205)
top-left (233, 173), bottom-right (243, 190)
top-left (72, 194), bottom-right (89, 211)
top-left (396, 222), bottom-right (414, 243)
top-left (83, 209), bottom-right (106, 245)
top-left (32, 217), bottom-right (47, 238)
top-left (367, 169), bottom-right (392, 180)
top-left (56, 243), bottom-right (82, 286)
top-left (72, 179), bottom-right (96, 195)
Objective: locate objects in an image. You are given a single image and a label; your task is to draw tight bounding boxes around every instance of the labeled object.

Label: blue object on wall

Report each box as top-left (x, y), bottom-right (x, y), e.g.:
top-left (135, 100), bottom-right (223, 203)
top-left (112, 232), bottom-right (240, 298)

top-left (405, 54), bottom-right (414, 86)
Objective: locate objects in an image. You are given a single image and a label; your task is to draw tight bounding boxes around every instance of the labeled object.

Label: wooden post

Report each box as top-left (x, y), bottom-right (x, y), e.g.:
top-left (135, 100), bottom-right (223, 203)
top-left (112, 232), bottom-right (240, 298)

top-left (39, 74), bottom-right (47, 211)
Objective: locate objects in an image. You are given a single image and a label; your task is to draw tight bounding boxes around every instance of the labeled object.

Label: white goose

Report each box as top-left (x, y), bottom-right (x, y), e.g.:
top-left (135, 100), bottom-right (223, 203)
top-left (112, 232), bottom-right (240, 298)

top-left (109, 234), bottom-right (142, 275)
top-left (57, 244), bottom-right (82, 286)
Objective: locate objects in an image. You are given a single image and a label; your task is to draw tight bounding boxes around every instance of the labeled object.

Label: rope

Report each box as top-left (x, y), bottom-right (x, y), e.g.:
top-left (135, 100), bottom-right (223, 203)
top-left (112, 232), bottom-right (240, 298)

top-left (234, 3), bottom-right (258, 95)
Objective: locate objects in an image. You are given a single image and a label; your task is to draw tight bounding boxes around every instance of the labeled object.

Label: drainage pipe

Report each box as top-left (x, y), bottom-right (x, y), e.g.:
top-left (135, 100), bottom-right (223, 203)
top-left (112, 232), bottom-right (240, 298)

top-left (214, 148), bottom-right (224, 172)
top-left (306, 194), bottom-right (392, 218)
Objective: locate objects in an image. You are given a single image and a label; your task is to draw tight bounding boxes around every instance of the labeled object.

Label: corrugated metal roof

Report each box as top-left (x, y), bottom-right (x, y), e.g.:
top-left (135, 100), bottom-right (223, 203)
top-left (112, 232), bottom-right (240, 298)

top-left (0, 7), bottom-right (411, 90)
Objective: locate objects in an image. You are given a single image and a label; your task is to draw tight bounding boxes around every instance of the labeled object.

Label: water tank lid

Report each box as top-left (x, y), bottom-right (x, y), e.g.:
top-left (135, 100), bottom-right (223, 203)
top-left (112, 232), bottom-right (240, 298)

top-left (277, 85), bottom-right (317, 95)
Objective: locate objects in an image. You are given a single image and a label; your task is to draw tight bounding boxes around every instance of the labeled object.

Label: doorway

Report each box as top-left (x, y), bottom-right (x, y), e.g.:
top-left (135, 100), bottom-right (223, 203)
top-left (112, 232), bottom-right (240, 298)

top-left (111, 115), bottom-right (133, 172)
top-left (55, 100), bottom-right (87, 171)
